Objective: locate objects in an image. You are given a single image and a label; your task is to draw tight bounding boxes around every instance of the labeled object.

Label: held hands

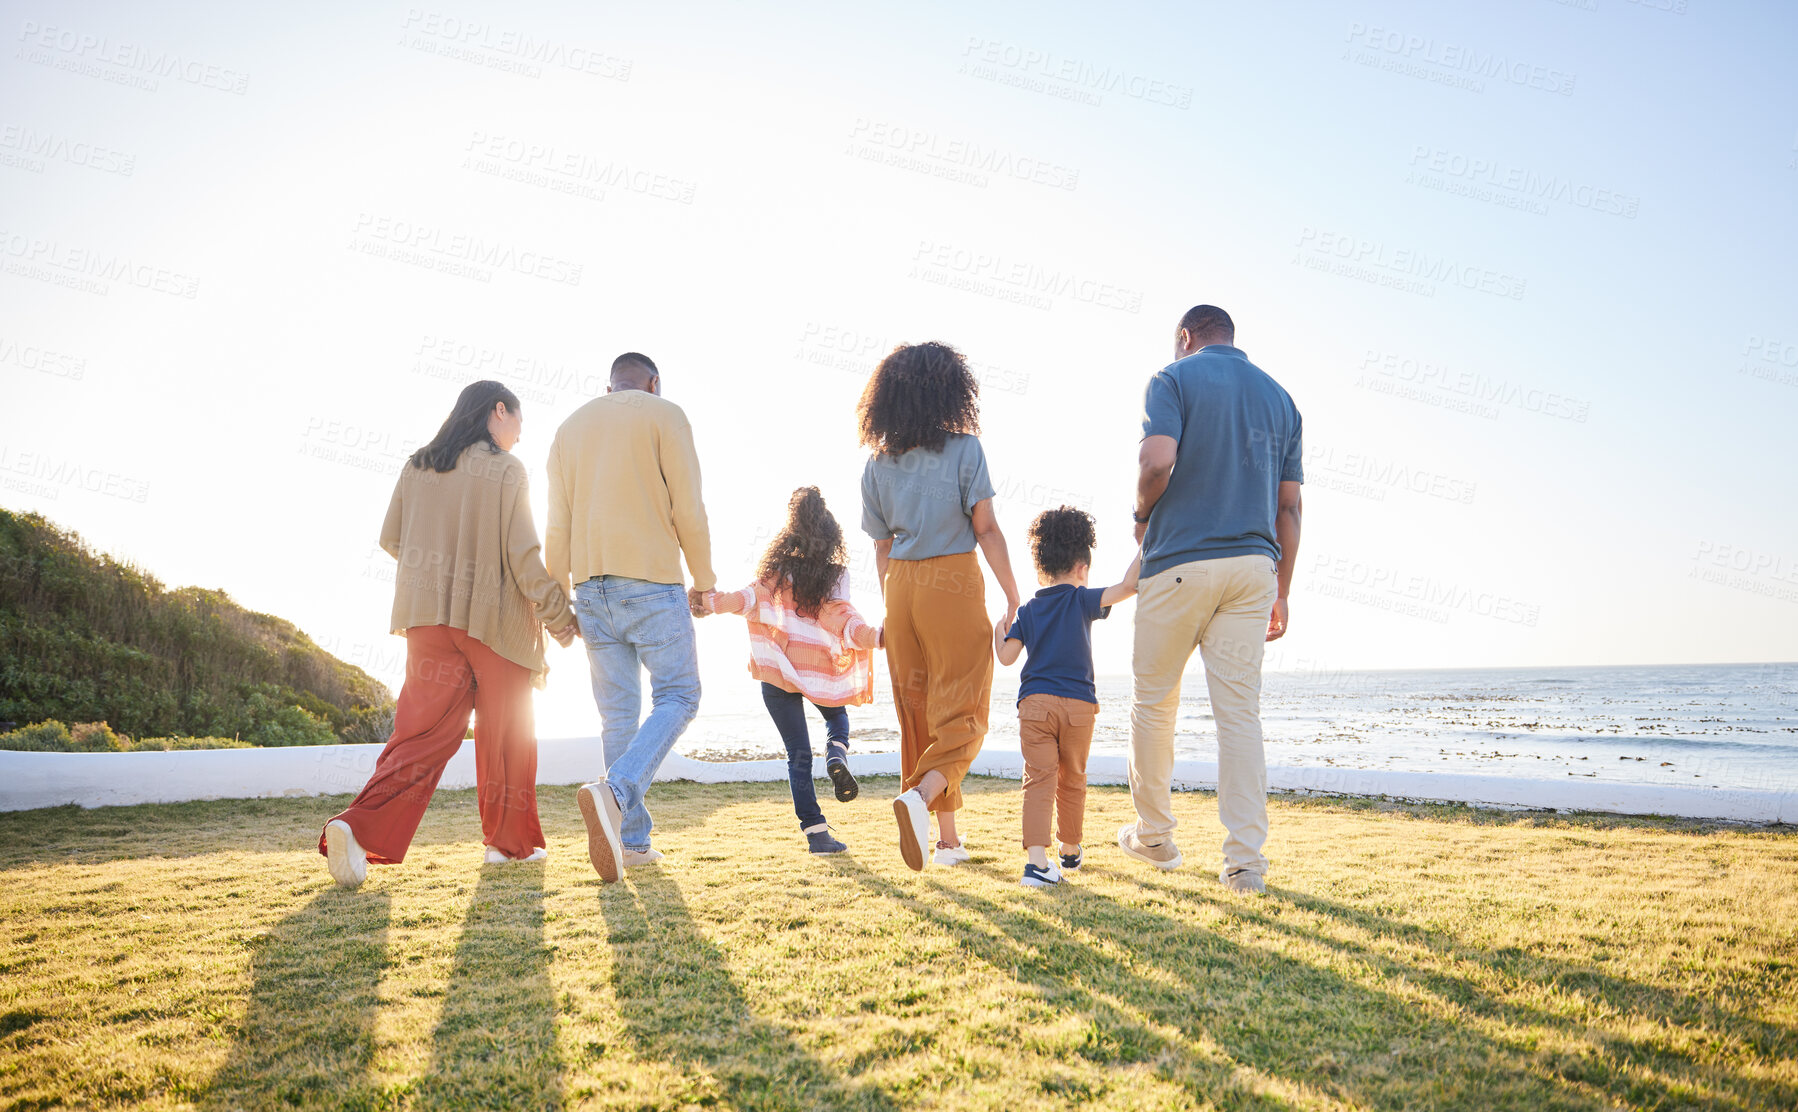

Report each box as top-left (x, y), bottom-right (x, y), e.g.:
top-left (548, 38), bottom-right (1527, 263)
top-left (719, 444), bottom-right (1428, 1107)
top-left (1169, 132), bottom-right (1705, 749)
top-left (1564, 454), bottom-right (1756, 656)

top-left (550, 613), bottom-right (580, 648)
top-left (1266, 597), bottom-right (1289, 642)
top-left (688, 587), bottom-right (712, 618)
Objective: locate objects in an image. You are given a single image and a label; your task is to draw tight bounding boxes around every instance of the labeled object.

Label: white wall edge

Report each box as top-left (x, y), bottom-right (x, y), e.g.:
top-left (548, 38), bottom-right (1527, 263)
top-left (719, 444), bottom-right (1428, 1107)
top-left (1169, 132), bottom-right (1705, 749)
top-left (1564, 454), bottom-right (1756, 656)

top-left (1, 737), bottom-right (1790, 824)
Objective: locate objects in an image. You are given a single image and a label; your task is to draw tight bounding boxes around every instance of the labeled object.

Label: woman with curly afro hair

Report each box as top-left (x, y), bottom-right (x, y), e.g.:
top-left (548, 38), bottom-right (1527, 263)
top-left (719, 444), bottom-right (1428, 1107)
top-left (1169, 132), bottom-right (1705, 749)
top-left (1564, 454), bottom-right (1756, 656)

top-left (857, 340), bottom-right (1022, 872)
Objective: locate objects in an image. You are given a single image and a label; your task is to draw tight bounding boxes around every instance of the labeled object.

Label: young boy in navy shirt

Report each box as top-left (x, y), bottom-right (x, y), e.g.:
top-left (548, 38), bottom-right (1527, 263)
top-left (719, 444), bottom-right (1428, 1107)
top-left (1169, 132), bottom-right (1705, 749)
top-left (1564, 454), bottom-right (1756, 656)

top-left (995, 507), bottom-right (1140, 889)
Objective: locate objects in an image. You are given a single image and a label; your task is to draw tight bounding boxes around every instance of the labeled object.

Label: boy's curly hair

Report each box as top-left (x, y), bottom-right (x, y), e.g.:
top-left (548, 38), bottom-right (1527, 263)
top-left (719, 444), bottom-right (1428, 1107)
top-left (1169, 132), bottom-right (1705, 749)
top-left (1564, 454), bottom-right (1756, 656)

top-left (757, 486), bottom-right (848, 619)
top-left (855, 341), bottom-right (980, 456)
top-left (1028, 506), bottom-right (1097, 578)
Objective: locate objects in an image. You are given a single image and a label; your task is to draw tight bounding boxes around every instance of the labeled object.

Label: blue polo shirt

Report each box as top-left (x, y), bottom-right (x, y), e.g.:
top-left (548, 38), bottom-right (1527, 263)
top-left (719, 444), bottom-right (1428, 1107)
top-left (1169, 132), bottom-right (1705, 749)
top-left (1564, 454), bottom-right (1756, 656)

top-left (1140, 345), bottom-right (1303, 579)
top-left (1005, 584), bottom-right (1110, 705)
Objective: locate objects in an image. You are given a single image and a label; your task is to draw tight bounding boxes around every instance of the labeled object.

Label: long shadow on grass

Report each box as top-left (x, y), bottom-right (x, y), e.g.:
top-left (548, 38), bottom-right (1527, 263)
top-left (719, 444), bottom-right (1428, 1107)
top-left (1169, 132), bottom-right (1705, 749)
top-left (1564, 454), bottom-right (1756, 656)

top-left (417, 864), bottom-right (565, 1110)
top-left (1177, 879), bottom-right (1798, 1111)
top-left (203, 888), bottom-right (391, 1110)
top-left (600, 870), bottom-right (900, 1111)
top-left (842, 857), bottom-right (1757, 1112)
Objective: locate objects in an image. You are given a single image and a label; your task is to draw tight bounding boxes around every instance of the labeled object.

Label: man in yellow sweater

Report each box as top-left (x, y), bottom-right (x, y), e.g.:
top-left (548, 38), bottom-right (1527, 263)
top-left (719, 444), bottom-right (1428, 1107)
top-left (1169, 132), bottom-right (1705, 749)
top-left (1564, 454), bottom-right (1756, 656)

top-left (547, 352), bottom-right (716, 882)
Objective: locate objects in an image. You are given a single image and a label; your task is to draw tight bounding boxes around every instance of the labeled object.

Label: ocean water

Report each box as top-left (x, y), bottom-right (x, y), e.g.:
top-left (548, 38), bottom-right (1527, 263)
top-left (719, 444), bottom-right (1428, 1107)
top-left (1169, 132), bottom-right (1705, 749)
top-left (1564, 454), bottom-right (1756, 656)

top-left (677, 662), bottom-right (1798, 795)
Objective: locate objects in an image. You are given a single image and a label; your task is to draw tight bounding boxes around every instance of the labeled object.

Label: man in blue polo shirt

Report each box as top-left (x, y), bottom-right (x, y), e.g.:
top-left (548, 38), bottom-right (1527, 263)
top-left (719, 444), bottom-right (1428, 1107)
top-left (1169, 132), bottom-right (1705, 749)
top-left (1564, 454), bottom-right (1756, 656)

top-left (1118, 305), bottom-right (1304, 895)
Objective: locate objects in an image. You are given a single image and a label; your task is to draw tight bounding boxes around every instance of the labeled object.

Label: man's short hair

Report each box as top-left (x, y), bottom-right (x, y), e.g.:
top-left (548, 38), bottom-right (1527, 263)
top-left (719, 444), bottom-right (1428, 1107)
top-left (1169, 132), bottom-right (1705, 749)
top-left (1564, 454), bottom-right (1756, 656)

top-left (1178, 305), bottom-right (1234, 341)
top-left (611, 352), bottom-right (658, 379)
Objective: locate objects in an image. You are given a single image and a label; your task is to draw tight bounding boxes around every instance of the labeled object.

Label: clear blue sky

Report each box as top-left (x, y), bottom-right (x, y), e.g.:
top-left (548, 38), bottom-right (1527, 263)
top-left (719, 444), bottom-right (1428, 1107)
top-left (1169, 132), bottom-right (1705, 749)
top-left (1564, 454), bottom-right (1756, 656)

top-left (5, 0), bottom-right (1795, 734)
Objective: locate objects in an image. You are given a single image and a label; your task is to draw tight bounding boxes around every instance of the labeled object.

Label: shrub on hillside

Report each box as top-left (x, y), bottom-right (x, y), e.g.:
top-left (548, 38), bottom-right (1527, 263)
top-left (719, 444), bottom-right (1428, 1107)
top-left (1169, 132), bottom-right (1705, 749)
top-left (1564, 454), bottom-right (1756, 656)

top-left (0, 509), bottom-right (394, 742)
top-left (0, 719), bottom-right (255, 752)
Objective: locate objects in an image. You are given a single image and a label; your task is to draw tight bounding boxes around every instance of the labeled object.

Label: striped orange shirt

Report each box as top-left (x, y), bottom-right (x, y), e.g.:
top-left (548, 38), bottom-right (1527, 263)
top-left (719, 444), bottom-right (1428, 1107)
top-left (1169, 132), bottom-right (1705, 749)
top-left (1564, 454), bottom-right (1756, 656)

top-left (708, 578), bottom-right (880, 707)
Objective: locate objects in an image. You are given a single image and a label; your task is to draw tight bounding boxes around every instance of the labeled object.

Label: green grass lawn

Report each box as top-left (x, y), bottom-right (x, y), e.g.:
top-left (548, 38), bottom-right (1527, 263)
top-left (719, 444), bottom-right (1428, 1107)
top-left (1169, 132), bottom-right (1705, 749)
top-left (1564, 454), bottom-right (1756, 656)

top-left (1, 777), bottom-right (1794, 1111)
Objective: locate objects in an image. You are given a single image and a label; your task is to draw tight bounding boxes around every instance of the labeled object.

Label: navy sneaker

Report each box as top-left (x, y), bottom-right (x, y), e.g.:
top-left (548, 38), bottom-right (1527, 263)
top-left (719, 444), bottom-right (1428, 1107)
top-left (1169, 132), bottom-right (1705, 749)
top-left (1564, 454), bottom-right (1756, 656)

top-left (1059, 845), bottom-right (1084, 871)
top-left (806, 826), bottom-right (847, 854)
top-left (825, 745), bottom-right (858, 802)
top-left (1020, 862), bottom-right (1062, 889)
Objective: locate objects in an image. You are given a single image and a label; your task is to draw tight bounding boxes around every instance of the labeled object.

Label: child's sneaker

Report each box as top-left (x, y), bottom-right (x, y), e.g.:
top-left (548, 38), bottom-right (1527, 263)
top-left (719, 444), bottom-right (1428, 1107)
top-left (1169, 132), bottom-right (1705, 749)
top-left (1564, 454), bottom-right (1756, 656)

top-left (804, 824), bottom-right (847, 854)
top-left (1020, 862), bottom-right (1062, 888)
top-left (1059, 845), bottom-right (1084, 871)
top-left (825, 744), bottom-right (858, 802)
top-left (933, 839), bottom-right (972, 867)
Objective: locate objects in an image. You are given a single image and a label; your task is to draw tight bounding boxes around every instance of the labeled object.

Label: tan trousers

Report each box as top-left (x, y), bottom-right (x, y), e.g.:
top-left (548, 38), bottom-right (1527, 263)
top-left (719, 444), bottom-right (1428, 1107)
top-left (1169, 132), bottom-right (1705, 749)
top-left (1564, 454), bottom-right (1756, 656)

top-left (1018, 693), bottom-right (1097, 848)
top-left (1129, 554), bottom-right (1278, 875)
top-left (883, 552), bottom-right (992, 813)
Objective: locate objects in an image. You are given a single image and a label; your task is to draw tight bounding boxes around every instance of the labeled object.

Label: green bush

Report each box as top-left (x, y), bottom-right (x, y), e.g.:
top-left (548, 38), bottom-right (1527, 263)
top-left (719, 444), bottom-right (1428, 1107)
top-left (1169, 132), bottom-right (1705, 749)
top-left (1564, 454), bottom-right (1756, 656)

top-left (128, 735), bottom-right (254, 751)
top-left (0, 719), bottom-right (73, 751)
top-left (0, 719), bottom-right (256, 752)
top-left (0, 509), bottom-right (394, 744)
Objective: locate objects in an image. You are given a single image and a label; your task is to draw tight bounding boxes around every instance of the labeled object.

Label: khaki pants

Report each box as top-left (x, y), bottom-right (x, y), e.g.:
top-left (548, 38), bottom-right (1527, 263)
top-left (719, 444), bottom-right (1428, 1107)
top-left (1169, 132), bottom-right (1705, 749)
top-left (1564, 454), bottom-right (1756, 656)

top-left (1129, 554), bottom-right (1278, 875)
top-left (883, 552), bottom-right (992, 813)
top-left (1018, 693), bottom-right (1097, 848)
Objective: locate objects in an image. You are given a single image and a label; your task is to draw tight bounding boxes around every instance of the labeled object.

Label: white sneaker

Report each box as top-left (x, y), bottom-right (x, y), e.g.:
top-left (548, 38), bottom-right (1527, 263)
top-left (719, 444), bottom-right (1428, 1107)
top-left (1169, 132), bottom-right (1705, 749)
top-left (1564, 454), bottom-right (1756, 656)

top-left (324, 819), bottom-right (367, 888)
top-left (932, 841), bottom-right (972, 867)
top-left (892, 790), bottom-right (931, 872)
top-left (622, 847), bottom-right (664, 868)
top-left (483, 847), bottom-right (548, 864)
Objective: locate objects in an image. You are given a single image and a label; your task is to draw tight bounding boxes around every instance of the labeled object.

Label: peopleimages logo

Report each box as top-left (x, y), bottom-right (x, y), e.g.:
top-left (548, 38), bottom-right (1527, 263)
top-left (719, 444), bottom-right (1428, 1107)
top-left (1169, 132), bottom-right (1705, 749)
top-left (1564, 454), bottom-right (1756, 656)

top-left (1407, 146), bottom-right (1639, 218)
top-left (0, 124), bottom-right (136, 176)
top-left (1295, 227), bottom-right (1527, 301)
top-left (349, 213), bottom-right (583, 286)
top-left (14, 20), bottom-right (249, 94)
top-left (959, 37), bottom-right (1192, 109)
top-left (1344, 23), bottom-right (1576, 95)
top-left (846, 118), bottom-right (1080, 191)
top-left (0, 229), bottom-right (199, 298)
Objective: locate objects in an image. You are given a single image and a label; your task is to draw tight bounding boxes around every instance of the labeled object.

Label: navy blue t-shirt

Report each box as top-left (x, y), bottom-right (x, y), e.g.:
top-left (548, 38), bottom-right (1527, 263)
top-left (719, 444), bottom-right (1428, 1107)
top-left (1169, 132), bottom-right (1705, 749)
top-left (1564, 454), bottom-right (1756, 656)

top-left (1005, 584), bottom-right (1110, 705)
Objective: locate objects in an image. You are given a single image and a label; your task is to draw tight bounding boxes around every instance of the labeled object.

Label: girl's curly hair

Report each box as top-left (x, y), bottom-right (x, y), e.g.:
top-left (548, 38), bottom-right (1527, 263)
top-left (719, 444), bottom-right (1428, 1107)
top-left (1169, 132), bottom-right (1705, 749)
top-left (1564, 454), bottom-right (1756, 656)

top-left (757, 486), bottom-right (848, 619)
top-left (855, 341), bottom-right (980, 456)
top-left (1028, 506), bottom-right (1097, 578)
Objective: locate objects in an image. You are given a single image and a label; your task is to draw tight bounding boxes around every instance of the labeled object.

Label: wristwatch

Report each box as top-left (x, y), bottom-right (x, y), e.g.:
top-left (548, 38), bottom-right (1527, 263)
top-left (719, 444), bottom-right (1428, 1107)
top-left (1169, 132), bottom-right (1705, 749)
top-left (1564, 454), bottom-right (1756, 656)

top-left (1131, 506), bottom-right (1150, 524)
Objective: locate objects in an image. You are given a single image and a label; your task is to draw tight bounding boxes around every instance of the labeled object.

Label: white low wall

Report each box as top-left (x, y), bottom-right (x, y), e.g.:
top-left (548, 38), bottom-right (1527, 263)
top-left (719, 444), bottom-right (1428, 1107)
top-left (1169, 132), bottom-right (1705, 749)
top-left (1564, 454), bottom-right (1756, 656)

top-left (1, 738), bottom-right (1791, 823)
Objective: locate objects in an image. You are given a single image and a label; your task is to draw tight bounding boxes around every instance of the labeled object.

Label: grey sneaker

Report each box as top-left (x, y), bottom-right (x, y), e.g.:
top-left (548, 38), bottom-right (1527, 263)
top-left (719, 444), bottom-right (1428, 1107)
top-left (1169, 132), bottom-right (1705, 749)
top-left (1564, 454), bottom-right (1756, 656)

top-left (577, 782), bottom-right (625, 883)
top-left (1221, 868), bottom-right (1266, 894)
top-left (1117, 824), bottom-right (1183, 870)
top-left (804, 825), bottom-right (847, 854)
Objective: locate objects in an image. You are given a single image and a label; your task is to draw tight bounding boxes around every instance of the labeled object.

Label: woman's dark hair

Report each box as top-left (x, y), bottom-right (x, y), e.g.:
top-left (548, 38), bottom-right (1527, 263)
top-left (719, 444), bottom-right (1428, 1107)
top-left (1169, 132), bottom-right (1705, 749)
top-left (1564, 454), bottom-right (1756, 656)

top-left (1028, 506), bottom-right (1097, 578)
top-left (409, 380), bottom-right (520, 472)
top-left (757, 486), bottom-right (848, 619)
top-left (855, 341), bottom-right (980, 456)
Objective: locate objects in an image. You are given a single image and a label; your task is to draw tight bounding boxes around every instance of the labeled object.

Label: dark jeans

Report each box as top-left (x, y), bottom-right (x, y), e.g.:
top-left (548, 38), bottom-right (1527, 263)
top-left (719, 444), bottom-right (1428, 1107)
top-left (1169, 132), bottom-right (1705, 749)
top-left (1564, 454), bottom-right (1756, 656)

top-left (760, 683), bottom-right (849, 830)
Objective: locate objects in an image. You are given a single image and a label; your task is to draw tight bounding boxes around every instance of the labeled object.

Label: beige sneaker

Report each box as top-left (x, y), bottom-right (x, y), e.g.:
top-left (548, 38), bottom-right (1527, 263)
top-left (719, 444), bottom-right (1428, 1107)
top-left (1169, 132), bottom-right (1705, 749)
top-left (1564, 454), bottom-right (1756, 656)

top-left (577, 782), bottom-right (625, 883)
top-left (1117, 824), bottom-right (1183, 870)
top-left (622, 847), bottom-right (664, 868)
top-left (324, 819), bottom-right (367, 888)
top-left (1220, 868), bottom-right (1266, 895)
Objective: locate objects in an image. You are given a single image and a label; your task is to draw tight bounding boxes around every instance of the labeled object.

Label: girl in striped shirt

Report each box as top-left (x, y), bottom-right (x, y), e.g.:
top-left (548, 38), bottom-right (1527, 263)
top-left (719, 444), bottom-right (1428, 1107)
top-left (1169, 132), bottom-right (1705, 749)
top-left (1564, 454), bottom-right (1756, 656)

top-left (703, 486), bottom-right (882, 854)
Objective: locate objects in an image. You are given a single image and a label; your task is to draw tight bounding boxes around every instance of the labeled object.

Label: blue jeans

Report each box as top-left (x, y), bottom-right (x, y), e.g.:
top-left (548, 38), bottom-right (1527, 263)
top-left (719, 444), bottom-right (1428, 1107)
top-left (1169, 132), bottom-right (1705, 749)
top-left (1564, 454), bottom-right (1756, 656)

top-left (574, 576), bottom-right (701, 851)
top-left (760, 683), bottom-right (848, 830)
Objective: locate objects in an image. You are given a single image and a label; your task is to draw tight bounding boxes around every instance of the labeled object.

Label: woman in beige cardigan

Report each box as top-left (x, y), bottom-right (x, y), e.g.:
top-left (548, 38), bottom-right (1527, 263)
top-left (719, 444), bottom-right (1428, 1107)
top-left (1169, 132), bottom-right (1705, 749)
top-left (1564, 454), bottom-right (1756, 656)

top-left (320, 381), bottom-right (577, 887)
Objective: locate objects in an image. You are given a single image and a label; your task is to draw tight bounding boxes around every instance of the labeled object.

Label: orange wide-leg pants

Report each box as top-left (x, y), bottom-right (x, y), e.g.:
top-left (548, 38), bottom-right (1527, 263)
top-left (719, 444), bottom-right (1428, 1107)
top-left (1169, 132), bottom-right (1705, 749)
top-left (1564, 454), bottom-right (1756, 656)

top-left (883, 552), bottom-right (993, 813)
top-left (318, 625), bottom-right (544, 865)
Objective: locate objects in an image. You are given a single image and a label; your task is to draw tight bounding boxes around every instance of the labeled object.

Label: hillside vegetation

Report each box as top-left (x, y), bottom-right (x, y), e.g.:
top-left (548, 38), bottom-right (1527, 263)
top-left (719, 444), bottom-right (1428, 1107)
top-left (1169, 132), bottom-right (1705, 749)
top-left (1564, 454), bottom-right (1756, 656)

top-left (0, 508), bottom-right (392, 746)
